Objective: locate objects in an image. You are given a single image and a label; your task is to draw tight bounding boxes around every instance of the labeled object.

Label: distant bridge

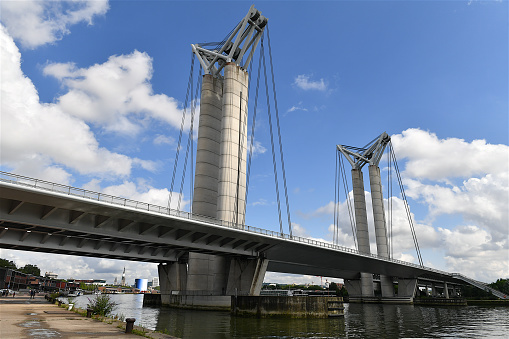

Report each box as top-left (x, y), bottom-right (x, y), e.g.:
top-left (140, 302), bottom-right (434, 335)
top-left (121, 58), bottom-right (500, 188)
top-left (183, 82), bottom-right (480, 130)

top-left (0, 171), bottom-right (504, 300)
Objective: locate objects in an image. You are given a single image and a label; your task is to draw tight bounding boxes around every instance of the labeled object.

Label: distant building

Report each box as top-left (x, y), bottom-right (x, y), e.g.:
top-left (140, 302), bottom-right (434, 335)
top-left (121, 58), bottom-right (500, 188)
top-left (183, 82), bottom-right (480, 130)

top-left (121, 267), bottom-right (126, 286)
top-left (68, 279), bottom-right (107, 286)
top-left (45, 272), bottom-right (58, 279)
top-left (152, 277), bottom-right (159, 288)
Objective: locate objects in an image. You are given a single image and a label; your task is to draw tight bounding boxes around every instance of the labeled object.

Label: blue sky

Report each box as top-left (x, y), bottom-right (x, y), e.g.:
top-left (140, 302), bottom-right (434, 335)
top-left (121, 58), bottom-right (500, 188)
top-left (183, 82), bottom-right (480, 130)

top-left (1, 0), bottom-right (507, 285)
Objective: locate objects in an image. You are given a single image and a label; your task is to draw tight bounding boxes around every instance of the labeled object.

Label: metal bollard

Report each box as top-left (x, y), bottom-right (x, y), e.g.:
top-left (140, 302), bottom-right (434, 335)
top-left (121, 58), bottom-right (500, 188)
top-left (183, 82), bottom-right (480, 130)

top-left (125, 318), bottom-right (136, 333)
top-left (86, 308), bottom-right (93, 318)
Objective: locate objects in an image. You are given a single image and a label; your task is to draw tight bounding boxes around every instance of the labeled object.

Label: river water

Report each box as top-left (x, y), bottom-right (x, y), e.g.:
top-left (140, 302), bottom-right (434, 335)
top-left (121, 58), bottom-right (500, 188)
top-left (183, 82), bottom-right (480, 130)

top-left (68, 294), bottom-right (508, 338)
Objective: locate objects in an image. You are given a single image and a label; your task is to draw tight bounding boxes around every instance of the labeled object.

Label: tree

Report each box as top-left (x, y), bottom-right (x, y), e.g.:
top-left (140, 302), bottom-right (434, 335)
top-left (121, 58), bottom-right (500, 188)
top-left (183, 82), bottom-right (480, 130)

top-left (489, 279), bottom-right (509, 295)
top-left (0, 258), bottom-right (17, 269)
top-left (20, 264), bottom-right (40, 276)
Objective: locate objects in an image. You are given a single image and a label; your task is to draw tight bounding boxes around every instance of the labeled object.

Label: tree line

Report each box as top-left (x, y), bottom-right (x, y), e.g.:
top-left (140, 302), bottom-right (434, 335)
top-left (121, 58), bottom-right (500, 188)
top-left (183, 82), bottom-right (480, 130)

top-left (0, 258), bottom-right (41, 276)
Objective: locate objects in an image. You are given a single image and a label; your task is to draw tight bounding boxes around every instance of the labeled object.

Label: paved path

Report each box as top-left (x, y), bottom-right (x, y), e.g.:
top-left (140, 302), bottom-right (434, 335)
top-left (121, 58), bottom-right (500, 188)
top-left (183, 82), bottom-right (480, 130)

top-left (0, 294), bottom-right (177, 338)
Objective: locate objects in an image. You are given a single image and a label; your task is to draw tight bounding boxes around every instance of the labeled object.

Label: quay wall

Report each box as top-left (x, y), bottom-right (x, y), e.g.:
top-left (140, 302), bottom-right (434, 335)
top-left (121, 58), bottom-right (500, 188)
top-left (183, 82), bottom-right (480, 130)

top-left (231, 296), bottom-right (344, 318)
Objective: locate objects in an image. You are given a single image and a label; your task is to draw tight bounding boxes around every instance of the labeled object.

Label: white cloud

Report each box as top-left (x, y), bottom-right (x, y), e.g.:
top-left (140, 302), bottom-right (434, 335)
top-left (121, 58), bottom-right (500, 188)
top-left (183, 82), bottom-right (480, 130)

top-left (153, 135), bottom-right (175, 145)
top-left (286, 102), bottom-right (308, 114)
top-left (439, 225), bottom-right (508, 281)
top-left (0, 0), bottom-right (109, 49)
top-left (0, 25), bottom-right (139, 182)
top-left (391, 128), bottom-right (509, 180)
top-left (294, 74), bottom-right (327, 91)
top-left (82, 179), bottom-right (188, 211)
top-left (250, 140), bottom-right (267, 156)
top-left (44, 51), bottom-right (187, 134)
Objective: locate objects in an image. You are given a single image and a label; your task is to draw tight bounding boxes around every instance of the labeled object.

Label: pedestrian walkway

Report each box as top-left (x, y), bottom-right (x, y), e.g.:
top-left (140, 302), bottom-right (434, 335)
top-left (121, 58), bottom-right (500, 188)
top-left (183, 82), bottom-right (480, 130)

top-left (0, 293), bottom-right (177, 338)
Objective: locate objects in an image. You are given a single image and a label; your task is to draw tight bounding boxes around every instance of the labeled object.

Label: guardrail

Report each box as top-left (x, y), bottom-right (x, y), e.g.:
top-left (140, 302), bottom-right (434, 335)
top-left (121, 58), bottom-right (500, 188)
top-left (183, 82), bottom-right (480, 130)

top-left (0, 170), bottom-right (453, 278)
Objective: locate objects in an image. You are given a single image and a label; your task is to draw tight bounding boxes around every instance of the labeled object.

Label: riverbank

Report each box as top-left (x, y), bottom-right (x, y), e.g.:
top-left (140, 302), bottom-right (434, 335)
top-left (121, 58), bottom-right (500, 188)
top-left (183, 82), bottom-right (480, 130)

top-left (0, 293), bottom-right (178, 338)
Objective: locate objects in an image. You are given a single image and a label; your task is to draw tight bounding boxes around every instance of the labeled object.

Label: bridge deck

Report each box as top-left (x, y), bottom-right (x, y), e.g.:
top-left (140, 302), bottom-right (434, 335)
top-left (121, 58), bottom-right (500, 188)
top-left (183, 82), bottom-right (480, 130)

top-left (0, 172), bottom-right (489, 287)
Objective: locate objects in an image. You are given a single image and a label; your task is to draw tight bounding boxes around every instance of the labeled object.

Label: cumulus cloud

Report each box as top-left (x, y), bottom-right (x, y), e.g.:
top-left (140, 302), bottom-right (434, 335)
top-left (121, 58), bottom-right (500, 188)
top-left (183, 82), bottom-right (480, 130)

top-left (0, 0), bottom-right (109, 49)
top-left (391, 128), bottom-right (508, 180)
top-left (153, 135), bottom-right (175, 145)
top-left (44, 51), bottom-right (187, 134)
top-left (82, 179), bottom-right (188, 211)
top-left (0, 25), bottom-right (140, 182)
top-left (391, 129), bottom-right (508, 272)
top-left (293, 74), bottom-right (327, 91)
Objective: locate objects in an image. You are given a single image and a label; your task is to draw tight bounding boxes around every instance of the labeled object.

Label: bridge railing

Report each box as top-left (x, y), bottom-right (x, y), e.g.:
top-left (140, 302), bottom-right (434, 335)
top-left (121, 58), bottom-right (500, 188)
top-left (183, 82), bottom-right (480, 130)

top-left (0, 171), bottom-right (453, 278)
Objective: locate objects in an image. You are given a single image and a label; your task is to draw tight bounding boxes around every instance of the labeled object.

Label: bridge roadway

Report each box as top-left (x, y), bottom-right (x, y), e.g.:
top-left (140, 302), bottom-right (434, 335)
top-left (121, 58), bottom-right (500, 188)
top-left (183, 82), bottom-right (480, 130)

top-left (0, 172), bottom-right (471, 286)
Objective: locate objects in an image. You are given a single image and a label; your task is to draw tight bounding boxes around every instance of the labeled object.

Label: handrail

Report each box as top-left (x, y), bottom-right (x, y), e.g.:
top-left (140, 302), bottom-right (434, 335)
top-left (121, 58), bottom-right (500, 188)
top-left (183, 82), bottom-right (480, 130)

top-left (0, 170), bottom-right (454, 278)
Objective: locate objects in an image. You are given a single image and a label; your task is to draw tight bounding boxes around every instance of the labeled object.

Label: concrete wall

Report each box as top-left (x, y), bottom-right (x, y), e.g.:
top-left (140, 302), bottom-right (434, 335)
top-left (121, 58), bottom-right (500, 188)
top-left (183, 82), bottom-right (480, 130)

top-left (232, 296), bottom-right (343, 318)
top-left (167, 295), bottom-right (231, 311)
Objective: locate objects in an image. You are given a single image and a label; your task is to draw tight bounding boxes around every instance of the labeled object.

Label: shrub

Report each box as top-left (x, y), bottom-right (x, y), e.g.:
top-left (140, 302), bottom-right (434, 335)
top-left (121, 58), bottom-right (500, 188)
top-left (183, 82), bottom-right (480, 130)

top-left (87, 294), bottom-right (117, 317)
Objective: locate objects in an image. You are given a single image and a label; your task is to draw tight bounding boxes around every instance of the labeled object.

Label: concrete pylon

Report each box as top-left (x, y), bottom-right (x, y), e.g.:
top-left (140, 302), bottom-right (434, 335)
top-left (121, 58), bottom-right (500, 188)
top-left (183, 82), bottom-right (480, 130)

top-left (164, 63), bottom-right (266, 302)
top-left (368, 165), bottom-right (393, 297)
top-left (192, 74), bottom-right (223, 218)
top-left (349, 169), bottom-right (374, 298)
top-left (185, 71), bottom-right (227, 295)
top-left (217, 63), bottom-right (249, 225)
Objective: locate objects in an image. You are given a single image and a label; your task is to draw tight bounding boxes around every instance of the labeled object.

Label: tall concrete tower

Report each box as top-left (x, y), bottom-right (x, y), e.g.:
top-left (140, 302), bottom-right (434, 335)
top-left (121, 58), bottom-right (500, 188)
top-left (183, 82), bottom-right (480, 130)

top-left (337, 132), bottom-right (393, 299)
top-left (121, 267), bottom-right (126, 287)
top-left (158, 6), bottom-right (268, 304)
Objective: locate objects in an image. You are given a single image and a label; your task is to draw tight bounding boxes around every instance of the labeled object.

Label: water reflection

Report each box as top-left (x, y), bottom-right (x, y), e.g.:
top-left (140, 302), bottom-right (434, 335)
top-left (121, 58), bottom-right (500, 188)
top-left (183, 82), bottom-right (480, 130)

top-left (69, 295), bottom-right (509, 338)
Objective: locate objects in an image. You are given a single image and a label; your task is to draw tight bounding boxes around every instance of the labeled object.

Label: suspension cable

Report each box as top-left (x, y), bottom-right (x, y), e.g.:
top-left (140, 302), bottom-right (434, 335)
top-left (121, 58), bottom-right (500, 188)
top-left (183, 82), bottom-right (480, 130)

top-left (339, 152), bottom-right (358, 250)
top-left (266, 25), bottom-right (293, 237)
top-left (177, 64), bottom-right (202, 211)
top-left (389, 141), bottom-right (423, 266)
top-left (261, 36), bottom-right (283, 234)
top-left (242, 37), bottom-right (263, 225)
top-left (168, 52), bottom-right (195, 210)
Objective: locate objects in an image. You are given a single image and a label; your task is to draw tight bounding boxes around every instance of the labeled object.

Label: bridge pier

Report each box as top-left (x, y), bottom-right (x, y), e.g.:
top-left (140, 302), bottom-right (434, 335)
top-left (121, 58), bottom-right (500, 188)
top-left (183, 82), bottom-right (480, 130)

top-left (368, 165), bottom-right (394, 298)
top-left (158, 256), bottom-right (267, 309)
top-left (397, 278), bottom-right (417, 300)
top-left (164, 63), bottom-right (262, 309)
top-left (350, 169), bottom-right (375, 299)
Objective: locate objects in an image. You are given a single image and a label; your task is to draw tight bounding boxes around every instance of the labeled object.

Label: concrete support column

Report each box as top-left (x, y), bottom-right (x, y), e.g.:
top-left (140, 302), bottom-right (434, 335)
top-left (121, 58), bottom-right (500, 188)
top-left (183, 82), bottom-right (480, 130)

top-left (368, 165), bottom-right (389, 257)
top-left (351, 169), bottom-right (374, 298)
top-left (225, 257), bottom-right (268, 296)
top-left (186, 74), bottom-right (227, 296)
top-left (186, 253), bottom-right (228, 294)
top-left (431, 283), bottom-right (436, 297)
top-left (352, 169), bottom-right (371, 254)
top-left (397, 278), bottom-right (417, 299)
top-left (368, 165), bottom-right (393, 298)
top-left (158, 262), bottom-right (188, 305)
top-left (444, 282), bottom-right (449, 299)
top-left (217, 63), bottom-right (249, 225)
top-left (193, 74), bottom-right (223, 218)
